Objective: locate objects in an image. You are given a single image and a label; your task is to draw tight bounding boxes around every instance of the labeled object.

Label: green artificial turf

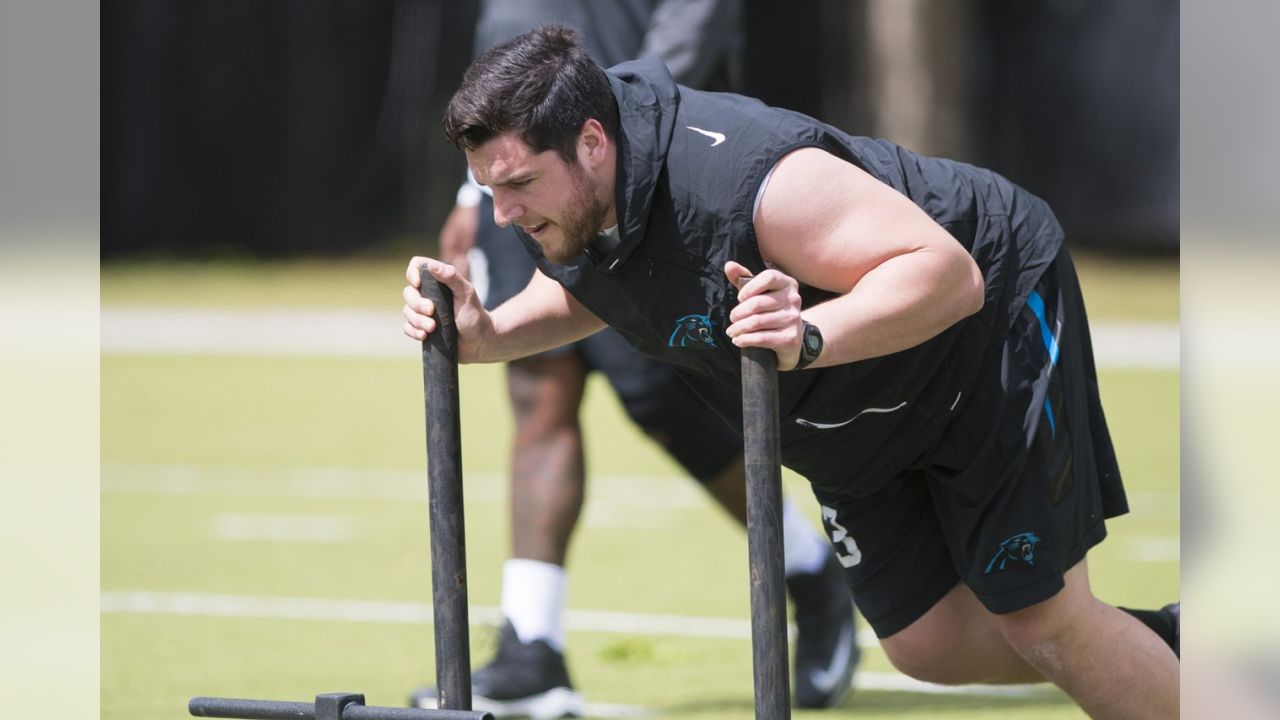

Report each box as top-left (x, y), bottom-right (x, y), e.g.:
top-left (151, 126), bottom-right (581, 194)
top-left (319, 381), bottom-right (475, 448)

top-left (101, 256), bottom-right (1177, 719)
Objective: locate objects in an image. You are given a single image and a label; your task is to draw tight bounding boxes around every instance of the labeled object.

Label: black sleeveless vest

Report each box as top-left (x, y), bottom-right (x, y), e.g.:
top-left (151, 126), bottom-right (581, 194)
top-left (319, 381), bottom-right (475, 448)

top-left (517, 59), bottom-right (1063, 495)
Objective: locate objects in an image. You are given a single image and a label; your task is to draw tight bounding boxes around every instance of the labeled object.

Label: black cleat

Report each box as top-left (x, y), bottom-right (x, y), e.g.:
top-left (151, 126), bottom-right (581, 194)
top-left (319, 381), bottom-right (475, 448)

top-left (787, 553), bottom-right (860, 708)
top-left (1164, 602), bottom-right (1180, 658)
top-left (409, 620), bottom-right (582, 719)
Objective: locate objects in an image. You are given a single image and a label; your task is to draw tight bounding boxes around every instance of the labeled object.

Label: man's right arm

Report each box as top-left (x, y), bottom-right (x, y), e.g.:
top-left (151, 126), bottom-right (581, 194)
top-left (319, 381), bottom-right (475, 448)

top-left (402, 256), bottom-right (604, 363)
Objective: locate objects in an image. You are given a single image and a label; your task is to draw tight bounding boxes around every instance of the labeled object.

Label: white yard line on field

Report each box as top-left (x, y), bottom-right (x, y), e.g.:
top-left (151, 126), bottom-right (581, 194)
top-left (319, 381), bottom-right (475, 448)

top-left (1127, 535), bottom-right (1181, 562)
top-left (577, 702), bottom-right (649, 718)
top-left (102, 307), bottom-right (1179, 369)
top-left (853, 672), bottom-right (1051, 698)
top-left (101, 590), bottom-right (1055, 702)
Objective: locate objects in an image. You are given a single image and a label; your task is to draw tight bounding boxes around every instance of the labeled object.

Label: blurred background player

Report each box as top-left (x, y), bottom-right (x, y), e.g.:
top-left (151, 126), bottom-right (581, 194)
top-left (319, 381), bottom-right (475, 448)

top-left (409, 1), bottom-right (860, 716)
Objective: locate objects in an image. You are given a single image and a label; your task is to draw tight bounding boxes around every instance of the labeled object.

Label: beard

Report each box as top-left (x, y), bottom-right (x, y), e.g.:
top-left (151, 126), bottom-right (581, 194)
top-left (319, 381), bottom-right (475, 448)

top-left (542, 165), bottom-right (610, 263)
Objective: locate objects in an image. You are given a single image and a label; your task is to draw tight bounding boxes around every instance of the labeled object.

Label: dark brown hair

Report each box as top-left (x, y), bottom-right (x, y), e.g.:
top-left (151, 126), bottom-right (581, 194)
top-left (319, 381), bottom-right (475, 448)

top-left (443, 25), bottom-right (619, 163)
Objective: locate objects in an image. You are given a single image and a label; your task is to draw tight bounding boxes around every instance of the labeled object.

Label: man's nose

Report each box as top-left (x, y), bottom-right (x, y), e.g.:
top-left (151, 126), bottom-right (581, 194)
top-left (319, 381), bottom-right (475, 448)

top-left (492, 194), bottom-right (522, 228)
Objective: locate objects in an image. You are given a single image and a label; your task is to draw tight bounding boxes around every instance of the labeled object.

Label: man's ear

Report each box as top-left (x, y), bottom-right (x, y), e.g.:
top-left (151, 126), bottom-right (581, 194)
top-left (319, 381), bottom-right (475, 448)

top-left (578, 118), bottom-right (608, 167)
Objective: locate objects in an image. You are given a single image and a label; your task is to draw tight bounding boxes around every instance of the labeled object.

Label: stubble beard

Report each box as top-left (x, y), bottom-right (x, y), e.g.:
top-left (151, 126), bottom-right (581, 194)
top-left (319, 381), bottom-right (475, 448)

top-left (543, 165), bottom-right (609, 264)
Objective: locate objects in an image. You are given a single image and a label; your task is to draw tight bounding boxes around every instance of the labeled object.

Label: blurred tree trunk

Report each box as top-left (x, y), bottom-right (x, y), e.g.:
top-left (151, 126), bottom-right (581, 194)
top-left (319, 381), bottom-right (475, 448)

top-left (865, 0), bottom-right (973, 160)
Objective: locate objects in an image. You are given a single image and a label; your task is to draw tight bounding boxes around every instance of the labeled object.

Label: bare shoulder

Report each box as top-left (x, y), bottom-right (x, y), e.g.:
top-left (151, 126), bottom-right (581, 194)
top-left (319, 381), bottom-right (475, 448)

top-left (755, 147), bottom-right (878, 229)
top-left (754, 147), bottom-right (956, 292)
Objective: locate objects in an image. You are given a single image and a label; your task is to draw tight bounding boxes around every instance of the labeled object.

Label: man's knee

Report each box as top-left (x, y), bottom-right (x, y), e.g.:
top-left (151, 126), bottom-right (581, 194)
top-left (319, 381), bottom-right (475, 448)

top-left (989, 588), bottom-right (1088, 677)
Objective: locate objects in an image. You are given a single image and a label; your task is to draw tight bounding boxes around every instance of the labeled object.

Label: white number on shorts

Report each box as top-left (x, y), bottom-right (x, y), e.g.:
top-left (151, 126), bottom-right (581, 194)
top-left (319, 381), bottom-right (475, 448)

top-left (821, 505), bottom-right (863, 568)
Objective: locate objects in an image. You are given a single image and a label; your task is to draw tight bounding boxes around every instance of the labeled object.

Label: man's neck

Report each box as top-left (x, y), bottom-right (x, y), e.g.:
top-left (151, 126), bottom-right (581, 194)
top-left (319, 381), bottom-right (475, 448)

top-left (584, 224), bottom-right (622, 267)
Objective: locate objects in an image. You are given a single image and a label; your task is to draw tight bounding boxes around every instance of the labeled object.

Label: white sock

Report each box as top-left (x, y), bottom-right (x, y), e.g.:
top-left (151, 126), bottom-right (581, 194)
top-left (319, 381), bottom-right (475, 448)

top-left (782, 499), bottom-right (831, 577)
top-left (500, 558), bottom-right (567, 651)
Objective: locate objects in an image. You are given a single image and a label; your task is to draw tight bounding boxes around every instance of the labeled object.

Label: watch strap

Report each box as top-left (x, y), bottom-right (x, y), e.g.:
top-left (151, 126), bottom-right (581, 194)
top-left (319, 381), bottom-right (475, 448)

top-left (793, 320), bottom-right (822, 370)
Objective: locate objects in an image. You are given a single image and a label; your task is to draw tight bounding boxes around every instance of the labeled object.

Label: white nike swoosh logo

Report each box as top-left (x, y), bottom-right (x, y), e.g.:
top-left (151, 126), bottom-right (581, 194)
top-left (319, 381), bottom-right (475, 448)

top-left (686, 125), bottom-right (726, 146)
top-left (794, 401), bottom-right (908, 430)
top-left (808, 619), bottom-right (855, 695)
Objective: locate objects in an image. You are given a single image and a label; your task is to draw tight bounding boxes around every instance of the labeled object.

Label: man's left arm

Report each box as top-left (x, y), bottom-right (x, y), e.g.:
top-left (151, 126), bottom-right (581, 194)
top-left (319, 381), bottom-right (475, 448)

top-left (724, 147), bottom-right (985, 370)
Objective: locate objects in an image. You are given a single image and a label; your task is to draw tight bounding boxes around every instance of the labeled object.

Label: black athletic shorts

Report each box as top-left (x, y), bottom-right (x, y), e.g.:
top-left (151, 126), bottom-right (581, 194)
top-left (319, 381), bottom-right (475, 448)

top-left (812, 248), bottom-right (1129, 638)
top-left (471, 195), bottom-right (742, 483)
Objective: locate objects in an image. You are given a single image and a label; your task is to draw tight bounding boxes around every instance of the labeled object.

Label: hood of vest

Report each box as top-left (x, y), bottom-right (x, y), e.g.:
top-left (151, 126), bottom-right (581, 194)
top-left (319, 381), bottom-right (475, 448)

top-left (585, 58), bottom-right (679, 272)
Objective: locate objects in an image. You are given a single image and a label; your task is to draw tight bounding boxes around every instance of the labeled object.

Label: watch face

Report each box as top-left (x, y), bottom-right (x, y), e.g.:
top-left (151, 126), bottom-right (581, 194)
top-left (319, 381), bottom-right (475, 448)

top-left (805, 326), bottom-right (822, 353)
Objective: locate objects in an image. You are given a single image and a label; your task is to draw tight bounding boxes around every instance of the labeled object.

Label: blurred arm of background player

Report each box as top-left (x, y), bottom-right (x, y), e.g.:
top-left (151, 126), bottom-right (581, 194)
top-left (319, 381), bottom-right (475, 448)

top-left (438, 175), bottom-right (483, 278)
top-left (435, 0), bottom-right (743, 280)
top-left (640, 0), bottom-right (742, 89)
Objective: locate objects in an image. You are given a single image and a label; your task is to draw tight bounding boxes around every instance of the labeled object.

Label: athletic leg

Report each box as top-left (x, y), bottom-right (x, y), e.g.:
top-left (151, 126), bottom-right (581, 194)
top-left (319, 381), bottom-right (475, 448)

top-left (878, 558), bottom-right (1179, 720)
top-left (878, 582), bottom-right (1044, 685)
top-left (505, 352), bottom-right (587, 568)
top-left (992, 560), bottom-right (1178, 719)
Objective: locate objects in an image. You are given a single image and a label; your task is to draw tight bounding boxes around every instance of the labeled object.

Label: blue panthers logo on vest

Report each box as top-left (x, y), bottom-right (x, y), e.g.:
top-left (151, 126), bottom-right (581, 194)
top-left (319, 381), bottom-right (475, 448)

top-left (984, 532), bottom-right (1043, 575)
top-left (669, 314), bottom-right (716, 349)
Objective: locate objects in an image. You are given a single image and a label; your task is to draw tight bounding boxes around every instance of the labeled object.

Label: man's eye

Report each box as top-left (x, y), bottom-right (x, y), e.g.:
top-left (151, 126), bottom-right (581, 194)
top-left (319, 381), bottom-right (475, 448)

top-left (511, 178), bottom-right (532, 188)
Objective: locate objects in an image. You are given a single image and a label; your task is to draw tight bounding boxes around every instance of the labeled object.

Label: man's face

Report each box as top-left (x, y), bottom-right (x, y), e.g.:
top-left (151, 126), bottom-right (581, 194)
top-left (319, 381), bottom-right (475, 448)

top-left (467, 132), bottom-right (610, 263)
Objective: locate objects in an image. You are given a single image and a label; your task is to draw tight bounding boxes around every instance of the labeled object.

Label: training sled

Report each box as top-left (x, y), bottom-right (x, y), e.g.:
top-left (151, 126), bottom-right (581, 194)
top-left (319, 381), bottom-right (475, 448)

top-left (188, 274), bottom-right (486, 720)
top-left (189, 694), bottom-right (490, 720)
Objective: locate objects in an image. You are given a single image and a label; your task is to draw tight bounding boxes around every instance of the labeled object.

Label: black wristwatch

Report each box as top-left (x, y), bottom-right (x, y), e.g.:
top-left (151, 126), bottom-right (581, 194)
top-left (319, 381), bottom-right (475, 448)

top-left (794, 320), bottom-right (823, 370)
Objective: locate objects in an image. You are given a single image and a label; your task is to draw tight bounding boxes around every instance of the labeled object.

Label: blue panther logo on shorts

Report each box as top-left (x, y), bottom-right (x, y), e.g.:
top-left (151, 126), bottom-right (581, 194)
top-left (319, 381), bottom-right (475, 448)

top-left (669, 314), bottom-right (716, 349)
top-left (984, 532), bottom-right (1043, 575)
